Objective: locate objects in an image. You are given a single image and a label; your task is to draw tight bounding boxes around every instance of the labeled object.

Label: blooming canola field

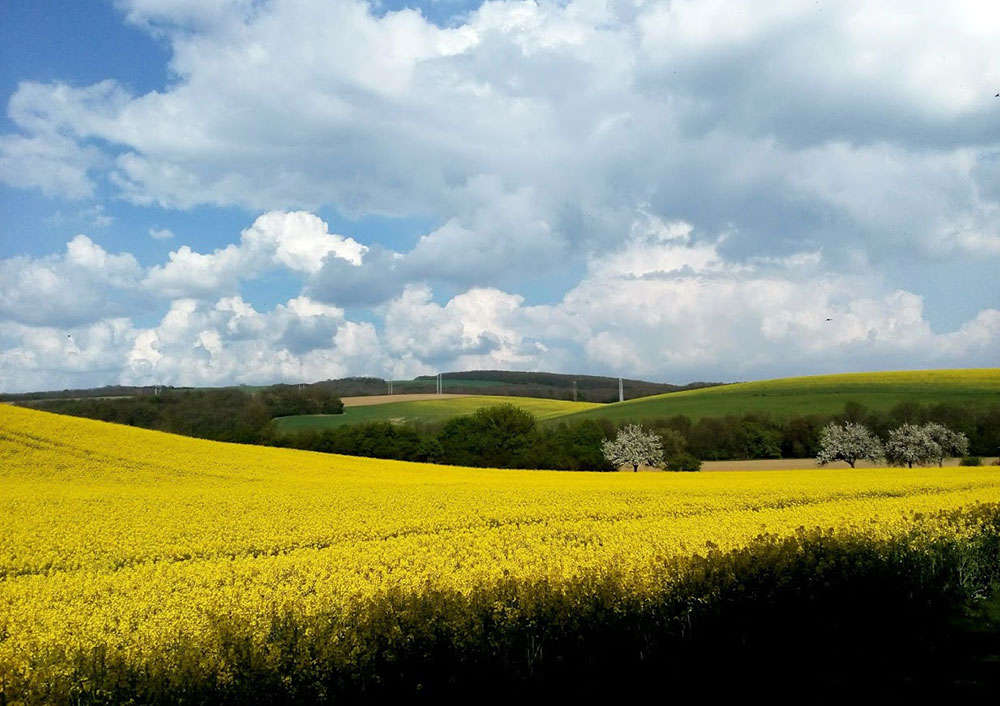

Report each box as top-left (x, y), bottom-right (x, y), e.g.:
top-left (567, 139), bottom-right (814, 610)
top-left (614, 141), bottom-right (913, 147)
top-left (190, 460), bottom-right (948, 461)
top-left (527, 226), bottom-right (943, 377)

top-left (2, 404), bottom-right (1000, 702)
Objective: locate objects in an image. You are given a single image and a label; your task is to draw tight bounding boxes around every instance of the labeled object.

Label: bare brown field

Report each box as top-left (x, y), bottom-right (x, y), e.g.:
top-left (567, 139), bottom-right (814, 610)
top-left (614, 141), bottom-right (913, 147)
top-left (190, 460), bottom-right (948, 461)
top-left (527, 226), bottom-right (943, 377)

top-left (340, 393), bottom-right (473, 407)
top-left (702, 457), bottom-right (998, 471)
top-left (619, 458), bottom-right (999, 473)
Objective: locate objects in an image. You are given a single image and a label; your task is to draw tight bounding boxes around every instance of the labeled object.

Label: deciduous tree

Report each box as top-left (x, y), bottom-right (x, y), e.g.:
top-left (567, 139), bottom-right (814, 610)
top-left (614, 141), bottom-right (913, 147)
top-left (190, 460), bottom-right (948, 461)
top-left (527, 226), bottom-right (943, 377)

top-left (816, 422), bottom-right (883, 468)
top-left (923, 422), bottom-right (969, 466)
top-left (602, 424), bottom-right (664, 472)
top-left (884, 424), bottom-right (939, 468)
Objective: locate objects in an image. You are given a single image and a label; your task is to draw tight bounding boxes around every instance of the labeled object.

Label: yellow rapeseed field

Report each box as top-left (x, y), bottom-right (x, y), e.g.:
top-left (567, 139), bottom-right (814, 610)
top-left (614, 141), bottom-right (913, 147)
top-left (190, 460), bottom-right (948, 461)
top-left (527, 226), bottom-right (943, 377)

top-left (2, 404), bottom-right (999, 702)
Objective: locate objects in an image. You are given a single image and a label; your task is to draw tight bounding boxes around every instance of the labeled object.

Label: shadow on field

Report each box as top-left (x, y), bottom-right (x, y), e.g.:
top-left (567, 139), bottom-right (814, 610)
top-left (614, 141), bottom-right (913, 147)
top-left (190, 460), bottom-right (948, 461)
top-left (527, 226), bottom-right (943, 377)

top-left (409, 586), bottom-right (1000, 704)
top-left (14, 516), bottom-right (1000, 706)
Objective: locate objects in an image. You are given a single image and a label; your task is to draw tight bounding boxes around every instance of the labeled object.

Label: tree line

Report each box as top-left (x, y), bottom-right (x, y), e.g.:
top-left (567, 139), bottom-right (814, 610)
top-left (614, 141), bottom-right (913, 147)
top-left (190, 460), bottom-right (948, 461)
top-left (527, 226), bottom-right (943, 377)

top-left (631, 400), bottom-right (1000, 461)
top-left (278, 400), bottom-right (997, 470)
top-left (816, 421), bottom-right (973, 468)
top-left (274, 404), bottom-right (617, 471)
top-left (28, 386), bottom-right (343, 443)
top-left (25, 391), bottom-right (998, 470)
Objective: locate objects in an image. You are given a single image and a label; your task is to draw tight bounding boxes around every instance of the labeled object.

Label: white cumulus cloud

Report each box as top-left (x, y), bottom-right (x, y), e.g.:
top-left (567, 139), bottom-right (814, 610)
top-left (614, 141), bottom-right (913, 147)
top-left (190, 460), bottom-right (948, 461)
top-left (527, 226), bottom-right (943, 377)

top-left (0, 235), bottom-right (146, 327)
top-left (143, 210), bottom-right (366, 299)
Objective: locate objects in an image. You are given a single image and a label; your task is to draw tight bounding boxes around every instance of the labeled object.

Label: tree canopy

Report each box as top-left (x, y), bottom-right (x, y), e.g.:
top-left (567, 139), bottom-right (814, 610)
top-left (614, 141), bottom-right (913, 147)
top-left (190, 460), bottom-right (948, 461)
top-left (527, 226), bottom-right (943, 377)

top-left (602, 424), bottom-right (664, 472)
top-left (816, 422), bottom-right (883, 468)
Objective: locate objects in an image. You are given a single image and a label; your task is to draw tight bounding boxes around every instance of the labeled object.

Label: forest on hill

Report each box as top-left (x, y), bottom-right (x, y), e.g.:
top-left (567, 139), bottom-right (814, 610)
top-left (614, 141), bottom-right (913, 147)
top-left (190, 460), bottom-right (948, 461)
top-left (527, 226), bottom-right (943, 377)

top-left (0, 370), bottom-right (720, 404)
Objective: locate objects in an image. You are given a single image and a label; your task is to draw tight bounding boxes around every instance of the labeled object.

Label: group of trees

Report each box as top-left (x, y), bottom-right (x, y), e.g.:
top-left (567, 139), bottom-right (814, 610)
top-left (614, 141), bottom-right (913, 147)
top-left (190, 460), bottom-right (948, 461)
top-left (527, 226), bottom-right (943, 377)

top-left (601, 424), bottom-right (702, 471)
top-left (28, 391), bottom-right (997, 471)
top-left (817, 421), bottom-right (972, 468)
top-left (623, 400), bottom-right (999, 461)
top-left (29, 387), bottom-right (343, 443)
top-left (282, 413), bottom-right (708, 472)
top-left (277, 404), bottom-right (617, 471)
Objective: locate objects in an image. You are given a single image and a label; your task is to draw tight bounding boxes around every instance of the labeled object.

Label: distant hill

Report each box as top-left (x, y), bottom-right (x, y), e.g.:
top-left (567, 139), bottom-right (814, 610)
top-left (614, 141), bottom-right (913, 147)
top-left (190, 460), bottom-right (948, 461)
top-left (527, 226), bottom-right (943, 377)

top-left (272, 395), bottom-right (601, 434)
top-left (2, 371), bottom-right (722, 404)
top-left (404, 370), bottom-right (721, 403)
top-left (0, 384), bottom-right (171, 402)
top-left (551, 369), bottom-right (1000, 425)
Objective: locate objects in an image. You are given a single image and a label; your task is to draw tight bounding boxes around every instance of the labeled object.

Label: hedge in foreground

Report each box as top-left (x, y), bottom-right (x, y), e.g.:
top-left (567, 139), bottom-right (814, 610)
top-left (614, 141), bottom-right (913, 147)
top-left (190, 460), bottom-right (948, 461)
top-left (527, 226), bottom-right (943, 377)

top-left (3, 405), bottom-right (1000, 702)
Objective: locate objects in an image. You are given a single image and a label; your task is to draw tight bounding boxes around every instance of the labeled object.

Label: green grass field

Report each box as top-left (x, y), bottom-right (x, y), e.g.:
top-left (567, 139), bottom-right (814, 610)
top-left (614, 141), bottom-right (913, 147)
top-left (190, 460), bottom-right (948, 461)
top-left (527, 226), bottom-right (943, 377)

top-left (273, 395), bottom-right (601, 433)
top-left (273, 369), bottom-right (1000, 433)
top-left (553, 369), bottom-right (1000, 425)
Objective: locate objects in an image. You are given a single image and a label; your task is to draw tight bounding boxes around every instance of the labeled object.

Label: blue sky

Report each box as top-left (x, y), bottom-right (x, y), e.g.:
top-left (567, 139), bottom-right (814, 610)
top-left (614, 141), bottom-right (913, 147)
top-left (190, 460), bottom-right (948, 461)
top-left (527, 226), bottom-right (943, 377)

top-left (0, 0), bottom-right (997, 392)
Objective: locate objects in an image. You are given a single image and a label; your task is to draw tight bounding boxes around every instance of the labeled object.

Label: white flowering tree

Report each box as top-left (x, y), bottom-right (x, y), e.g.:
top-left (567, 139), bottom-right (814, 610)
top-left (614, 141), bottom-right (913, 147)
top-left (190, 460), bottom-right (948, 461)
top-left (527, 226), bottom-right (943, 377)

top-left (816, 422), bottom-right (883, 468)
top-left (884, 423), bottom-right (940, 468)
top-left (602, 424), bottom-right (664, 472)
top-left (923, 423), bottom-right (970, 466)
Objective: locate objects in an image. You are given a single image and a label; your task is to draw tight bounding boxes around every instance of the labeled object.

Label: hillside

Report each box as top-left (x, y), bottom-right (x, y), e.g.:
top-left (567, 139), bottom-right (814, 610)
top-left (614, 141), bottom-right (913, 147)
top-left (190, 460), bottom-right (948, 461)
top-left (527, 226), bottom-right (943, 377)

top-left (274, 369), bottom-right (1000, 433)
top-left (405, 370), bottom-right (720, 402)
top-left (553, 369), bottom-right (1000, 424)
top-left (272, 395), bottom-right (601, 433)
top-left (2, 370), bottom-right (719, 404)
top-left (4, 405), bottom-right (1000, 702)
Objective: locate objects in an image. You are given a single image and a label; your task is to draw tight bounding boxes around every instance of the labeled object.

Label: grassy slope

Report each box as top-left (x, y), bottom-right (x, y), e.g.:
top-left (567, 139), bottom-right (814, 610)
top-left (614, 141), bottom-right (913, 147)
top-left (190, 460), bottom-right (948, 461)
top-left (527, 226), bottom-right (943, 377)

top-left (552, 368), bottom-right (1000, 425)
top-left (273, 369), bottom-right (999, 432)
top-left (273, 395), bottom-right (601, 433)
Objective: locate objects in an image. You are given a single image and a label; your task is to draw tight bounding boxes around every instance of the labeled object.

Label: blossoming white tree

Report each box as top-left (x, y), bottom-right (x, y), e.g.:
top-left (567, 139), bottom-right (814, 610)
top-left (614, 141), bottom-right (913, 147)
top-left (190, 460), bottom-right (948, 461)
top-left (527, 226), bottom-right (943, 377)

top-left (884, 423), bottom-right (940, 468)
top-left (816, 422), bottom-right (883, 468)
top-left (884, 423), bottom-right (970, 468)
top-left (923, 422), bottom-right (970, 466)
top-left (602, 424), bottom-right (664, 472)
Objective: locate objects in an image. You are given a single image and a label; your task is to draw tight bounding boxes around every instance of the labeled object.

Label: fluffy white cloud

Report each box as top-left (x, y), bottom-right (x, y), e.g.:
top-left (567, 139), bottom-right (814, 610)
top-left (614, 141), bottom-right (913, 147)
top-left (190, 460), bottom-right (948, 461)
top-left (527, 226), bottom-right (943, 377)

top-left (3, 2), bottom-right (998, 395)
top-left (0, 211), bottom-right (367, 333)
top-left (0, 318), bottom-right (137, 392)
top-left (2, 204), bottom-right (996, 393)
top-left (1, 213), bottom-right (998, 392)
top-left (242, 211), bottom-right (366, 272)
top-left (143, 244), bottom-right (248, 299)
top-left (2, 0), bottom-right (995, 273)
top-left (143, 210), bottom-right (365, 299)
top-left (0, 290), bottom-right (374, 392)
top-left (0, 235), bottom-right (146, 327)
top-left (597, 216), bottom-right (723, 278)
top-left (381, 284), bottom-right (547, 375)
top-left (0, 132), bottom-right (103, 199)
top-left (372, 214), bottom-right (1000, 380)
top-left (121, 294), bottom-right (378, 386)
top-left (308, 176), bottom-right (567, 304)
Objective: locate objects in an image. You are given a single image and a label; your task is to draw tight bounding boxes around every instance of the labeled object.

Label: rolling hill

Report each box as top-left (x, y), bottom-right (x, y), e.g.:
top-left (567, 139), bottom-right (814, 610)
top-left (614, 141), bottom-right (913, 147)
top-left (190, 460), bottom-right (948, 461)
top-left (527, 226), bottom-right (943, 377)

top-left (272, 395), bottom-right (601, 433)
top-left (273, 369), bottom-right (1000, 433)
top-left (0, 370), bottom-right (719, 405)
top-left (552, 368), bottom-right (1000, 425)
top-left (4, 405), bottom-right (1000, 702)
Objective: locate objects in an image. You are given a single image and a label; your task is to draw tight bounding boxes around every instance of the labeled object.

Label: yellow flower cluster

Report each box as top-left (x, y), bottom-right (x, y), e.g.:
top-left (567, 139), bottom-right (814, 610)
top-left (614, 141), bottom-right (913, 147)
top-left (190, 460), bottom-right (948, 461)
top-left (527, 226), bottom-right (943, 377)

top-left (2, 404), bottom-right (999, 701)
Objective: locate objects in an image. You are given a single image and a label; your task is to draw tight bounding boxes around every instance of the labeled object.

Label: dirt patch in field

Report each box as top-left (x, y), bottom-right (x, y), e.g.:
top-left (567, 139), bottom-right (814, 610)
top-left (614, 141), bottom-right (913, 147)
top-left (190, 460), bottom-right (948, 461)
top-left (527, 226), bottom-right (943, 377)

top-left (340, 394), bottom-right (473, 407)
top-left (701, 457), bottom-right (998, 471)
top-left (619, 457), bottom-right (999, 472)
